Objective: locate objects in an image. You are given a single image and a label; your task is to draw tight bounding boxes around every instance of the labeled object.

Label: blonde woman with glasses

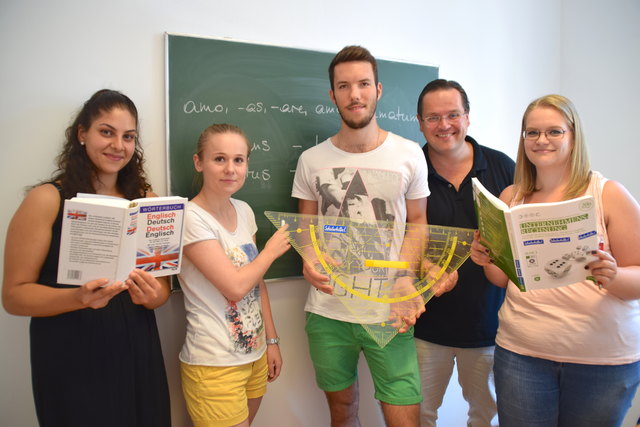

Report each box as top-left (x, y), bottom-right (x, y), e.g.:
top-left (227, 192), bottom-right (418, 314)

top-left (471, 94), bottom-right (640, 427)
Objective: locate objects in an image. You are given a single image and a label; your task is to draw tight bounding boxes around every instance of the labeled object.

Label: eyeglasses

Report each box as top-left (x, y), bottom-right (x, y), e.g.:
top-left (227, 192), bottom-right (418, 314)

top-left (422, 112), bottom-right (465, 124)
top-left (523, 127), bottom-right (568, 141)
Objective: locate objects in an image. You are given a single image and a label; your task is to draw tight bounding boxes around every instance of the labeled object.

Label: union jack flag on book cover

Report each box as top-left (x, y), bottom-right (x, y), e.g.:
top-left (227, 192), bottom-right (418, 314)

top-left (67, 210), bottom-right (87, 220)
top-left (136, 245), bottom-right (181, 272)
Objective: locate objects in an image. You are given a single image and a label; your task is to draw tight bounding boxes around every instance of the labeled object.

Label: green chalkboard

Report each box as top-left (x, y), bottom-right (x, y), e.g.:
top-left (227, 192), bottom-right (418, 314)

top-left (166, 34), bottom-right (438, 279)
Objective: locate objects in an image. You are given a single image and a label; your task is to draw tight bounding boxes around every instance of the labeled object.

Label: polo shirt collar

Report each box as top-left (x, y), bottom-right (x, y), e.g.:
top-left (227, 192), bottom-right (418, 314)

top-left (425, 135), bottom-right (488, 179)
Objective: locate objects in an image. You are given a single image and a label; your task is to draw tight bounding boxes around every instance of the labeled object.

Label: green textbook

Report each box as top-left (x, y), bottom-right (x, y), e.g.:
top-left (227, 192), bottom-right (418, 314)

top-left (472, 178), bottom-right (598, 291)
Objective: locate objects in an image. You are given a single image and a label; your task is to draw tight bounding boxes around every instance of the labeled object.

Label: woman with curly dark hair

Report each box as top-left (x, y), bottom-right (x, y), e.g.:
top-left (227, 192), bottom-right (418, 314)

top-left (51, 89), bottom-right (150, 199)
top-left (2, 89), bottom-right (171, 427)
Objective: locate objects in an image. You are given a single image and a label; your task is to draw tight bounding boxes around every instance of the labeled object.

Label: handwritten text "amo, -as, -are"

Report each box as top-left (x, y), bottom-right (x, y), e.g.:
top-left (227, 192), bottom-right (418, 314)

top-left (183, 101), bottom-right (308, 117)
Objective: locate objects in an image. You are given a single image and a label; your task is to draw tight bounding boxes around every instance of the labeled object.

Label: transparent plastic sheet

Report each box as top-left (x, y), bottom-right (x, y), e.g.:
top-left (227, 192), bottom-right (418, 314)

top-left (265, 211), bottom-right (475, 347)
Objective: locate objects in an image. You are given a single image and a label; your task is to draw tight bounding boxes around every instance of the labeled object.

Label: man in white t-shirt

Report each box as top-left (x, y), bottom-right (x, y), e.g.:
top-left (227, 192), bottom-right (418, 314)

top-left (292, 45), bottom-right (450, 427)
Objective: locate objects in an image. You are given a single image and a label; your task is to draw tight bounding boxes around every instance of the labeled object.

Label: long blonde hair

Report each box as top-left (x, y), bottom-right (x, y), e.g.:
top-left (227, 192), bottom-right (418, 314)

top-left (513, 94), bottom-right (591, 202)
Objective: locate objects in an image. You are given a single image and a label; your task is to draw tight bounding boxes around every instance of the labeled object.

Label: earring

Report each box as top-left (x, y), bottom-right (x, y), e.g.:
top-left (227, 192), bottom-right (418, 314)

top-left (80, 141), bottom-right (85, 146)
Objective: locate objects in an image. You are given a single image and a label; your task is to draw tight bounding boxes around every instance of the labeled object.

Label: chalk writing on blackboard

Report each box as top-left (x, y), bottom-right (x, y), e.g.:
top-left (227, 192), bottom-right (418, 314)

top-left (166, 34), bottom-right (438, 279)
top-left (183, 99), bottom-right (417, 123)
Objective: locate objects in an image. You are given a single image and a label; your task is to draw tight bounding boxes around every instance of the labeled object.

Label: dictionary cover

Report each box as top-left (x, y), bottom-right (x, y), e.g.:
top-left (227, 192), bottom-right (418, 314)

top-left (57, 194), bottom-right (187, 285)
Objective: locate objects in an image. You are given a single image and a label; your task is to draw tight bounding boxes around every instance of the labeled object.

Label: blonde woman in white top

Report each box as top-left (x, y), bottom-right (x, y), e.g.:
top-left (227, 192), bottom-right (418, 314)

top-left (470, 94), bottom-right (640, 427)
top-left (178, 124), bottom-right (290, 427)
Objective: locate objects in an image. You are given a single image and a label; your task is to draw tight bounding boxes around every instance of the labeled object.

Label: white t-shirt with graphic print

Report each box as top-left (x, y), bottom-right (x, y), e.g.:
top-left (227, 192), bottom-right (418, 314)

top-left (178, 199), bottom-right (265, 366)
top-left (292, 132), bottom-right (430, 323)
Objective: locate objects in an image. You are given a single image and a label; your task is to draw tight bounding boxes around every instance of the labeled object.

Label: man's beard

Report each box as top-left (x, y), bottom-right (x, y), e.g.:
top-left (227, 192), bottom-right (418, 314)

top-left (337, 100), bottom-right (377, 130)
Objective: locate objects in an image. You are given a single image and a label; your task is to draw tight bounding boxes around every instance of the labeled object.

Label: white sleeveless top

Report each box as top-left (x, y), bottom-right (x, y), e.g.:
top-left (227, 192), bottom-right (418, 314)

top-left (496, 171), bottom-right (640, 364)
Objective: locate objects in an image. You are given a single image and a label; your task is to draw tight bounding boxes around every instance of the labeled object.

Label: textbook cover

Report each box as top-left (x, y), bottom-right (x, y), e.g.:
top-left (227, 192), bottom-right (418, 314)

top-left (472, 178), bottom-right (598, 291)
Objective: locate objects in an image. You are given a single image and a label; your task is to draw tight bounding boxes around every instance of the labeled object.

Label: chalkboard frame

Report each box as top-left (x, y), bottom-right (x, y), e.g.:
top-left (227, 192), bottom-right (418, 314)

top-left (165, 33), bottom-right (438, 279)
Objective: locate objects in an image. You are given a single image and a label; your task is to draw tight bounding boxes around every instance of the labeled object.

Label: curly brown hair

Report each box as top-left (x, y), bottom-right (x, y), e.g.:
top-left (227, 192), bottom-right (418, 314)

top-left (47, 89), bottom-right (151, 199)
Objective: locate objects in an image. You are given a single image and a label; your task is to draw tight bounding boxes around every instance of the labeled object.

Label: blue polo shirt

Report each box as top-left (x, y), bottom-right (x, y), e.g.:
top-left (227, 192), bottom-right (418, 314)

top-left (414, 136), bottom-right (515, 347)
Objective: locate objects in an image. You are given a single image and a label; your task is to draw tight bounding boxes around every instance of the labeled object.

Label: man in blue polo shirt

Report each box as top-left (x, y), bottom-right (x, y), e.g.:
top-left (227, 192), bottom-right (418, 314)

top-left (413, 79), bottom-right (515, 427)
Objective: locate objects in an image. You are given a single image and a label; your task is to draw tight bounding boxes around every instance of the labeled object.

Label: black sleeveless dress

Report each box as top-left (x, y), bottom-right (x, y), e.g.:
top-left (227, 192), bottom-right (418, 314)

top-left (29, 183), bottom-right (171, 427)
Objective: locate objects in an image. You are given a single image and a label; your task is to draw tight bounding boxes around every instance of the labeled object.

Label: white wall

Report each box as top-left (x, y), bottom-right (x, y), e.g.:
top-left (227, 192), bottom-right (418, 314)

top-left (561, 3), bottom-right (640, 426)
top-left (1, 1), bottom-right (638, 426)
top-left (562, 0), bottom-right (640, 199)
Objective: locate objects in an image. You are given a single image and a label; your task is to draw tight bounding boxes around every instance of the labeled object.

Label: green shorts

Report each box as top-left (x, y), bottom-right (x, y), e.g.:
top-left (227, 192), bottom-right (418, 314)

top-left (305, 312), bottom-right (422, 405)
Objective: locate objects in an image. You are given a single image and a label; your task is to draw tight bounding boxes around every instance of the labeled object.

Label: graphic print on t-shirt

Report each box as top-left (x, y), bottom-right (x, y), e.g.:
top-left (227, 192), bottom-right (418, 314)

top-left (314, 167), bottom-right (402, 295)
top-left (224, 243), bottom-right (263, 353)
top-left (315, 167), bottom-right (396, 222)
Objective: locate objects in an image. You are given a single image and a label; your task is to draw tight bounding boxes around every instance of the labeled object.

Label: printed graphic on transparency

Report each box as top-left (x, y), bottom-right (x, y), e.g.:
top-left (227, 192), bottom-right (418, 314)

top-left (265, 211), bottom-right (475, 347)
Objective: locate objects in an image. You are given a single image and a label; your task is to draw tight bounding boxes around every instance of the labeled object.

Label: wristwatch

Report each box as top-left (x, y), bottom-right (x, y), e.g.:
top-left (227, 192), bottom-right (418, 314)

top-left (266, 337), bottom-right (280, 345)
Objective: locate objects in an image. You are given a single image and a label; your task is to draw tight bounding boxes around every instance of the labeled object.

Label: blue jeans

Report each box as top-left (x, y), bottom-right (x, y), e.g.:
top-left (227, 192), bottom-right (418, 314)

top-left (494, 345), bottom-right (640, 427)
